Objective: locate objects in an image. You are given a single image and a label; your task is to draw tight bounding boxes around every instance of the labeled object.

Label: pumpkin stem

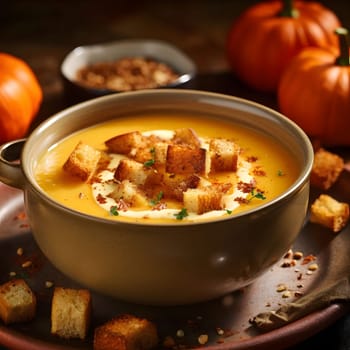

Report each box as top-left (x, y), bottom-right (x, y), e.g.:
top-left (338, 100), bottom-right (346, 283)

top-left (335, 27), bottom-right (350, 66)
top-left (279, 0), bottom-right (299, 18)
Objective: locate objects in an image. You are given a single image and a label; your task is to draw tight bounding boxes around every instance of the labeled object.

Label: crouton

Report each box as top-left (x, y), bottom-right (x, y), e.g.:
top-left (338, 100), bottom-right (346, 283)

top-left (209, 138), bottom-right (239, 172)
top-left (183, 182), bottom-right (233, 214)
top-left (51, 287), bottom-right (91, 339)
top-left (93, 314), bottom-right (159, 350)
top-left (310, 194), bottom-right (349, 233)
top-left (63, 142), bottom-right (101, 182)
top-left (105, 131), bottom-right (147, 155)
top-left (162, 174), bottom-right (200, 201)
top-left (166, 145), bottom-right (207, 175)
top-left (172, 128), bottom-right (201, 148)
top-left (109, 180), bottom-right (149, 208)
top-left (114, 159), bottom-right (152, 185)
top-left (311, 148), bottom-right (344, 190)
top-left (184, 188), bottom-right (223, 214)
top-left (0, 279), bottom-right (36, 325)
top-left (133, 142), bottom-right (168, 167)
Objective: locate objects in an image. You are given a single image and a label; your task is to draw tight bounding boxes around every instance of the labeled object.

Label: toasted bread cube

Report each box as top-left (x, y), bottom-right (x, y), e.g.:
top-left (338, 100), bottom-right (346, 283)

top-left (94, 314), bottom-right (159, 350)
top-left (310, 194), bottom-right (349, 233)
top-left (183, 188), bottom-right (224, 214)
top-left (172, 128), bottom-right (201, 148)
top-left (210, 138), bottom-right (239, 172)
top-left (162, 174), bottom-right (200, 201)
top-left (105, 131), bottom-right (147, 155)
top-left (311, 148), bottom-right (344, 190)
top-left (109, 180), bottom-right (149, 207)
top-left (63, 142), bottom-right (101, 182)
top-left (0, 279), bottom-right (36, 325)
top-left (133, 142), bottom-right (168, 167)
top-left (114, 159), bottom-right (151, 185)
top-left (166, 145), bottom-right (207, 175)
top-left (51, 287), bottom-right (91, 339)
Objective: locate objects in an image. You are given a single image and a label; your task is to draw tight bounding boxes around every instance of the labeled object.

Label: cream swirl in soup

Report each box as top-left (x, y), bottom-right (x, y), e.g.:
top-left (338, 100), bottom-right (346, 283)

top-left (90, 129), bottom-right (255, 221)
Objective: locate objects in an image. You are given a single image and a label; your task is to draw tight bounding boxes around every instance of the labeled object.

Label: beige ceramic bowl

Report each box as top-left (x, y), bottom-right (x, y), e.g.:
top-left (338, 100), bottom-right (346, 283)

top-left (61, 39), bottom-right (197, 104)
top-left (0, 90), bottom-right (313, 305)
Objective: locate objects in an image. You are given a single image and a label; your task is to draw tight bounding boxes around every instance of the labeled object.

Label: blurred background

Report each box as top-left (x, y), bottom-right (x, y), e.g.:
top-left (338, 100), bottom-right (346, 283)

top-left (1, 0), bottom-right (350, 126)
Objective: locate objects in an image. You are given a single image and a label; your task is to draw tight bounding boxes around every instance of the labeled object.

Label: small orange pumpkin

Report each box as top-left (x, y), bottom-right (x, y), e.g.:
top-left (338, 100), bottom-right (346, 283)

top-left (0, 53), bottom-right (43, 144)
top-left (227, 0), bottom-right (341, 92)
top-left (278, 28), bottom-right (350, 146)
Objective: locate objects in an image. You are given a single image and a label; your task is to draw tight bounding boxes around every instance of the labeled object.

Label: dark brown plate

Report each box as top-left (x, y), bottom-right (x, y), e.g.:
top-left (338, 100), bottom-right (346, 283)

top-left (0, 155), bottom-right (349, 350)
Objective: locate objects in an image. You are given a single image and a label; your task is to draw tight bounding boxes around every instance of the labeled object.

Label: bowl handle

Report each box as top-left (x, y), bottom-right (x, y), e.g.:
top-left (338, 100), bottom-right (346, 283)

top-left (0, 139), bottom-right (26, 190)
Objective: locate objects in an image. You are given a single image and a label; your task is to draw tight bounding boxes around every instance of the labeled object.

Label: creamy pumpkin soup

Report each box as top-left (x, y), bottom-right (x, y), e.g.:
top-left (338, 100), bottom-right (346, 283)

top-left (35, 113), bottom-right (299, 223)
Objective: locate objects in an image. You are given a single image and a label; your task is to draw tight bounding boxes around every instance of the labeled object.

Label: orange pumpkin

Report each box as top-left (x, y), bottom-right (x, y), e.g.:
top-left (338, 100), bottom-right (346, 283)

top-left (278, 28), bottom-right (350, 146)
top-left (227, 0), bottom-right (341, 92)
top-left (0, 53), bottom-right (43, 144)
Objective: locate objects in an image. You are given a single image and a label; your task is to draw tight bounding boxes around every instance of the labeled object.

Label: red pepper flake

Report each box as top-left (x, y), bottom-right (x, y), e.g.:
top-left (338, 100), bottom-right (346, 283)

top-left (152, 202), bottom-right (167, 211)
top-left (116, 199), bottom-right (129, 211)
top-left (96, 193), bottom-right (107, 204)
top-left (234, 197), bottom-right (249, 204)
top-left (237, 181), bottom-right (255, 193)
top-left (252, 167), bottom-right (266, 176)
top-left (246, 156), bottom-right (258, 162)
top-left (14, 212), bottom-right (26, 220)
top-left (301, 254), bottom-right (316, 265)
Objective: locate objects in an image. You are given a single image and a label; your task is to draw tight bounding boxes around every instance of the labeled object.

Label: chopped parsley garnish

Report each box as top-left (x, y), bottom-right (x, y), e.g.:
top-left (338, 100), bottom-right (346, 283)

top-left (110, 205), bottom-right (119, 216)
top-left (226, 209), bottom-right (233, 215)
top-left (144, 147), bottom-right (156, 167)
top-left (150, 191), bottom-right (164, 206)
top-left (247, 189), bottom-right (266, 202)
top-left (174, 208), bottom-right (188, 220)
top-left (277, 169), bottom-right (285, 176)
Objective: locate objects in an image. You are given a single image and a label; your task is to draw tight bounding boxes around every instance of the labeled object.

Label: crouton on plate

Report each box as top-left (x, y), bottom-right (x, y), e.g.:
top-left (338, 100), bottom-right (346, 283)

top-left (0, 279), bottom-right (36, 325)
top-left (310, 194), bottom-right (349, 233)
top-left (94, 314), bottom-right (159, 350)
top-left (311, 148), bottom-right (344, 190)
top-left (51, 287), bottom-right (92, 339)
